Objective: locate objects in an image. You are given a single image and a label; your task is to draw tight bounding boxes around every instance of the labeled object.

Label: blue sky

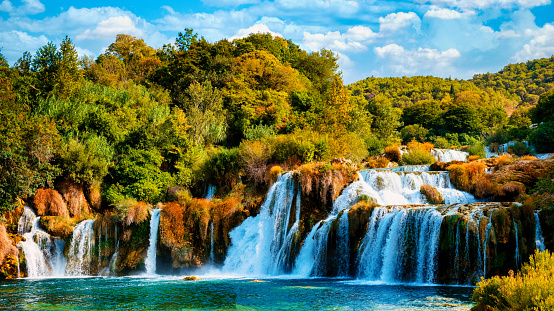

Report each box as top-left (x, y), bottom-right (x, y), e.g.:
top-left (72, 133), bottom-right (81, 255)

top-left (1, 0), bottom-right (553, 84)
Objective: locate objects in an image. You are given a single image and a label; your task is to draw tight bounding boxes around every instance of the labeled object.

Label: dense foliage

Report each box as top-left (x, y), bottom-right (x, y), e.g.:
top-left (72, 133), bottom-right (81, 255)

top-left (0, 32), bottom-right (553, 212)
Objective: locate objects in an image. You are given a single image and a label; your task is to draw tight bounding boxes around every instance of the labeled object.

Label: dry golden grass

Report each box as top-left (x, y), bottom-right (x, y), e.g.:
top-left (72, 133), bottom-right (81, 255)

top-left (269, 165), bottom-right (283, 183)
top-left (498, 182), bottom-right (525, 201)
top-left (447, 162), bottom-right (487, 193)
top-left (468, 155), bottom-right (481, 162)
top-left (420, 184), bottom-right (444, 204)
top-left (494, 154), bottom-right (514, 167)
top-left (384, 145), bottom-right (401, 162)
top-left (364, 157), bottom-right (390, 169)
top-left (33, 189), bottom-right (70, 218)
top-left (474, 175), bottom-right (499, 199)
top-left (56, 179), bottom-right (91, 218)
top-left (114, 198), bottom-right (150, 227)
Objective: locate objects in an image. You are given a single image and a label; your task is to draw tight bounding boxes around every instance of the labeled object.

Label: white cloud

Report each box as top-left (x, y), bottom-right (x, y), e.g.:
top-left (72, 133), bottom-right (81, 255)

top-left (303, 25), bottom-right (377, 52)
top-left (0, 0), bottom-right (13, 12)
top-left (374, 44), bottom-right (461, 76)
top-left (424, 8), bottom-right (475, 19)
top-left (513, 23), bottom-right (554, 62)
top-left (415, 0), bottom-right (550, 9)
top-left (0, 0), bottom-right (44, 15)
top-left (379, 12), bottom-right (421, 32)
top-left (201, 0), bottom-right (260, 6)
top-left (77, 16), bottom-right (143, 40)
top-left (229, 23), bottom-right (282, 40)
top-left (75, 46), bottom-right (95, 59)
top-left (0, 30), bottom-right (49, 63)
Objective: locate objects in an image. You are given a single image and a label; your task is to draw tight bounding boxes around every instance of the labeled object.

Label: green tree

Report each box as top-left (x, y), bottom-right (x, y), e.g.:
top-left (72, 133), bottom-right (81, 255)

top-left (531, 89), bottom-right (554, 124)
top-left (176, 28), bottom-right (199, 51)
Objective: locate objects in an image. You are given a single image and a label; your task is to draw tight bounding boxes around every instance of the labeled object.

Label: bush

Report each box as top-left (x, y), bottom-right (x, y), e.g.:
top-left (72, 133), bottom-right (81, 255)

top-left (113, 197), bottom-right (151, 227)
top-left (472, 250), bottom-right (554, 311)
top-left (420, 184), bottom-right (444, 204)
top-left (364, 157), bottom-right (390, 169)
top-left (201, 147), bottom-right (243, 191)
top-left (509, 141), bottom-right (531, 157)
top-left (467, 141), bottom-right (486, 159)
top-left (400, 124), bottom-right (429, 144)
top-left (365, 135), bottom-right (388, 157)
top-left (447, 162), bottom-right (486, 192)
top-left (530, 121), bottom-right (554, 153)
top-left (384, 145), bottom-right (401, 162)
top-left (402, 141), bottom-right (435, 165)
top-left (433, 136), bottom-right (451, 149)
top-left (57, 135), bottom-right (113, 184)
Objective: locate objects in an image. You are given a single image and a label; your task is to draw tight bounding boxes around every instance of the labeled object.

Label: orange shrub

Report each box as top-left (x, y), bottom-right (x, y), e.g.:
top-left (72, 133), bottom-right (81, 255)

top-left (269, 165), bottom-right (283, 182)
top-left (474, 175), bottom-right (499, 199)
top-left (0, 224), bottom-right (17, 266)
top-left (364, 157), bottom-right (390, 169)
top-left (498, 182), bottom-right (525, 201)
top-left (468, 155), bottom-right (480, 161)
top-left (420, 184), bottom-right (444, 204)
top-left (447, 162), bottom-right (487, 192)
top-left (33, 189), bottom-right (69, 218)
top-left (384, 145), bottom-right (401, 162)
top-left (495, 154), bottom-right (514, 167)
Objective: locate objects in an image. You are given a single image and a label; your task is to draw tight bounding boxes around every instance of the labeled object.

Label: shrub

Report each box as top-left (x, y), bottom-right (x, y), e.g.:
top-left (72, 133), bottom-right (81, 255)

top-left (384, 145), bottom-right (401, 162)
top-left (56, 135), bottom-right (113, 184)
top-left (433, 136), bottom-right (451, 149)
top-left (447, 162), bottom-right (486, 192)
top-left (402, 141), bottom-right (435, 165)
top-left (114, 197), bottom-right (151, 227)
top-left (239, 140), bottom-right (272, 184)
top-left (530, 121), bottom-right (554, 153)
top-left (498, 182), bottom-right (525, 201)
top-left (472, 249), bottom-right (554, 311)
top-left (509, 141), bottom-right (531, 157)
top-left (269, 165), bottom-right (283, 182)
top-left (400, 124), bottom-right (429, 144)
top-left (32, 189), bottom-right (69, 218)
top-left (468, 141), bottom-right (486, 159)
top-left (365, 135), bottom-right (388, 157)
top-left (420, 184), bottom-right (444, 204)
top-left (364, 157), bottom-right (390, 169)
top-left (200, 147), bottom-right (243, 191)
top-left (0, 224), bottom-right (17, 266)
top-left (244, 124), bottom-right (275, 141)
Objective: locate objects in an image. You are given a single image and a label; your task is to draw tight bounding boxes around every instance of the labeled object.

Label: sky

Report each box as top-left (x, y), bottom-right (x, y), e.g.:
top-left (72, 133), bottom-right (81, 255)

top-left (1, 0), bottom-right (553, 84)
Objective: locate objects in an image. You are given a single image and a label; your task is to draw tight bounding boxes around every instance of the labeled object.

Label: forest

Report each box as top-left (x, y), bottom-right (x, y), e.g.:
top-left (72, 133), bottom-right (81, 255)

top-left (1, 30), bottom-right (553, 216)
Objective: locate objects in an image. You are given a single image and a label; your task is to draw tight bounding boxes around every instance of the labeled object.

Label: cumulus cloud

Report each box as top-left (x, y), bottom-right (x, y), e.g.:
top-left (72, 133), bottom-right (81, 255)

top-left (379, 12), bottom-right (421, 32)
top-left (229, 23), bottom-right (282, 40)
top-left (374, 44), bottom-right (461, 76)
top-left (202, 0), bottom-right (260, 6)
top-left (1, 0), bottom-right (44, 15)
top-left (0, 30), bottom-right (49, 62)
top-left (513, 23), bottom-right (554, 62)
top-left (303, 25), bottom-right (377, 52)
top-left (424, 8), bottom-right (475, 19)
top-left (77, 16), bottom-right (143, 40)
top-left (415, 0), bottom-right (550, 9)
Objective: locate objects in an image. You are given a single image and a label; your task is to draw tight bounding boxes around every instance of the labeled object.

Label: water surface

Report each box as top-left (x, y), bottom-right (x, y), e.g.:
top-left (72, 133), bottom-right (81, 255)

top-left (0, 277), bottom-right (473, 310)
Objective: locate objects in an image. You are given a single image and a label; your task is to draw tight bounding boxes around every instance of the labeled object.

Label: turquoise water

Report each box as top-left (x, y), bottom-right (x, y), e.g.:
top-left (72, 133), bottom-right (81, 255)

top-left (0, 277), bottom-right (473, 310)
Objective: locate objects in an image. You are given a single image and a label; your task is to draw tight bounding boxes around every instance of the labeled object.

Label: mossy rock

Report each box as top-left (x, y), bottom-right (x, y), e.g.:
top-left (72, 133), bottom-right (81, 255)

top-left (183, 276), bottom-right (201, 281)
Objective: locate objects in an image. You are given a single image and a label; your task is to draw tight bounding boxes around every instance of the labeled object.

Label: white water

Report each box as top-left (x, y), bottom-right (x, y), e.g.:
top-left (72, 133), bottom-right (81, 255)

top-left (535, 211), bottom-right (546, 251)
top-left (513, 220), bottom-right (520, 268)
top-left (483, 213), bottom-right (494, 279)
top-left (65, 219), bottom-right (96, 276)
top-left (431, 149), bottom-right (468, 162)
top-left (223, 172), bottom-right (297, 276)
top-left (17, 206), bottom-right (66, 278)
top-left (356, 207), bottom-right (443, 283)
top-left (335, 211), bottom-right (350, 277)
top-left (205, 185), bottom-right (216, 201)
top-left (209, 222), bottom-right (215, 265)
top-left (145, 209), bottom-right (161, 275)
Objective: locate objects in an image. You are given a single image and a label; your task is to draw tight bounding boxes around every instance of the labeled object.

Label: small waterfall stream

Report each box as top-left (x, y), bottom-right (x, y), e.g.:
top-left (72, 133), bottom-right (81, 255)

top-left (535, 211), bottom-right (546, 251)
top-left (65, 219), bottom-right (96, 276)
top-left (17, 206), bottom-right (65, 278)
top-left (145, 209), bottom-right (161, 275)
top-left (514, 220), bottom-right (520, 268)
top-left (430, 149), bottom-right (468, 162)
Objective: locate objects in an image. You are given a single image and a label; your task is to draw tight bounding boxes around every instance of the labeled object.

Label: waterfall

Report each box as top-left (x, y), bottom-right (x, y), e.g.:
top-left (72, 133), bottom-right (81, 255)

top-left (223, 172), bottom-right (297, 276)
top-left (357, 169), bottom-right (476, 206)
top-left (205, 185), bottom-right (216, 201)
top-left (335, 211), bottom-right (350, 277)
top-left (356, 207), bottom-right (443, 283)
top-left (535, 211), bottom-right (546, 251)
top-left (145, 209), bottom-right (161, 275)
top-left (483, 213), bottom-right (494, 279)
top-left (431, 149), bottom-right (468, 162)
top-left (513, 220), bottom-right (520, 268)
top-left (101, 239), bottom-right (119, 277)
top-left (65, 219), bottom-right (96, 276)
top-left (16, 206), bottom-right (65, 278)
top-left (209, 222), bottom-right (215, 264)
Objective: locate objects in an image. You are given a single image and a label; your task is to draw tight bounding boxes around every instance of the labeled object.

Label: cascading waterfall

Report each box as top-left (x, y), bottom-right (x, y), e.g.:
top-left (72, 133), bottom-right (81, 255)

top-left (357, 207), bottom-right (443, 283)
top-left (431, 149), bottom-right (468, 162)
top-left (514, 220), bottom-right (520, 268)
top-left (535, 211), bottom-right (546, 251)
top-left (65, 219), bottom-right (96, 276)
top-left (209, 222), bottom-right (215, 265)
top-left (335, 211), bottom-right (350, 277)
top-left (223, 172), bottom-right (297, 276)
top-left (17, 206), bottom-right (66, 278)
top-left (205, 185), bottom-right (216, 201)
top-left (145, 209), bottom-right (161, 275)
top-left (483, 213), bottom-right (495, 279)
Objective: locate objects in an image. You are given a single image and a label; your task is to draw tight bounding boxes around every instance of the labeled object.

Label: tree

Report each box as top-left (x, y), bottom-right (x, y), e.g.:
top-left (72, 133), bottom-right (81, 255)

top-left (531, 89), bottom-right (554, 124)
top-left (32, 41), bottom-right (60, 94)
top-left (368, 94), bottom-right (402, 140)
top-left (401, 124), bottom-right (429, 144)
top-left (179, 81), bottom-right (227, 145)
top-left (444, 103), bottom-right (482, 136)
top-left (402, 99), bottom-right (442, 130)
top-left (55, 36), bottom-right (82, 97)
top-left (176, 28), bottom-right (199, 51)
